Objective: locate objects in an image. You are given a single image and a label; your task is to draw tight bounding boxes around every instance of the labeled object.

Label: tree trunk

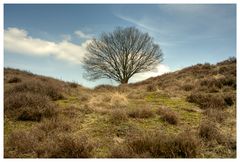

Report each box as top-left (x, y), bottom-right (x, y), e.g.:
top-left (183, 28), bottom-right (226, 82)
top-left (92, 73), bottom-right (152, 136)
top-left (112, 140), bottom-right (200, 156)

top-left (121, 78), bottom-right (129, 84)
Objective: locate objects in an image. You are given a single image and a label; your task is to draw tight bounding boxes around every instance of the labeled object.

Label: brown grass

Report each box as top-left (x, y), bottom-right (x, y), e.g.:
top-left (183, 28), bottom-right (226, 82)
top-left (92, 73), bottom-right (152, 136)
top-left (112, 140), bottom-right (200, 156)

top-left (157, 107), bottom-right (179, 125)
top-left (110, 92), bottom-right (128, 108)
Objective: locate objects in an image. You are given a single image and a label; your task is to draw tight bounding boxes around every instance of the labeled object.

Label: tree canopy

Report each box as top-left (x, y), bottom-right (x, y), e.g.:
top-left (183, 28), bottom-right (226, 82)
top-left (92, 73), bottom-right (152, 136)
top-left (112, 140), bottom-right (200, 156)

top-left (83, 27), bottom-right (163, 84)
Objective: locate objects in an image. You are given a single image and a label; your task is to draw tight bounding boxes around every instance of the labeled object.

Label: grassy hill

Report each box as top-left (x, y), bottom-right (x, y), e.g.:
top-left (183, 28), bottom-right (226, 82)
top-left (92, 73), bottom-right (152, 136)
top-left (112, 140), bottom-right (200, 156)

top-left (4, 57), bottom-right (236, 158)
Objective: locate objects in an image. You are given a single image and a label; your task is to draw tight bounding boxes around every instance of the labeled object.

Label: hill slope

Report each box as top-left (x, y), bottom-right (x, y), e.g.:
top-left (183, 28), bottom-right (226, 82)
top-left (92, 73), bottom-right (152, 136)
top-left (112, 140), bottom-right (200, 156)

top-left (4, 58), bottom-right (236, 158)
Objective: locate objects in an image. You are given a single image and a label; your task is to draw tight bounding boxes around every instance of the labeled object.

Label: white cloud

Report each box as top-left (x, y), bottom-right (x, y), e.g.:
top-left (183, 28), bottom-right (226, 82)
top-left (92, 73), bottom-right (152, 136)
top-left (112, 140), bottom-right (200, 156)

top-left (61, 34), bottom-right (72, 41)
top-left (74, 30), bottom-right (92, 39)
top-left (4, 27), bottom-right (91, 64)
top-left (129, 64), bottom-right (171, 83)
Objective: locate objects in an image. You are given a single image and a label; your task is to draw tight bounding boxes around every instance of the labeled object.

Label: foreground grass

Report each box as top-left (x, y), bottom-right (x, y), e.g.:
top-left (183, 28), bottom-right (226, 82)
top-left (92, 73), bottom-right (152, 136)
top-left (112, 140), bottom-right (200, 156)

top-left (4, 58), bottom-right (236, 158)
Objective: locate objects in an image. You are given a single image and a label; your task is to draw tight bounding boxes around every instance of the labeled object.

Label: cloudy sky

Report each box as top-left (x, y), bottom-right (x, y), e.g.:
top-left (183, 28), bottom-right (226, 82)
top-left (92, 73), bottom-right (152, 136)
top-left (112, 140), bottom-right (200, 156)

top-left (4, 4), bottom-right (236, 88)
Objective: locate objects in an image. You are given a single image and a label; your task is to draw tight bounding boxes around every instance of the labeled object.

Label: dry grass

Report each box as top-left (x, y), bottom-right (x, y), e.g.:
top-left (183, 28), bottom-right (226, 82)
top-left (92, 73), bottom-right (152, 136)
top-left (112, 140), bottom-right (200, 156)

top-left (157, 107), bottom-right (179, 125)
top-left (110, 92), bottom-right (128, 108)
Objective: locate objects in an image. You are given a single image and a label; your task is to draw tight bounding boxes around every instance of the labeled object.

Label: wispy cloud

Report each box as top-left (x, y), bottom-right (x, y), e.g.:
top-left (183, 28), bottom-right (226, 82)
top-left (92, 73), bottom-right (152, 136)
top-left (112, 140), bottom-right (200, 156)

top-left (129, 64), bottom-right (170, 83)
top-left (4, 27), bottom-right (91, 64)
top-left (74, 30), bottom-right (92, 39)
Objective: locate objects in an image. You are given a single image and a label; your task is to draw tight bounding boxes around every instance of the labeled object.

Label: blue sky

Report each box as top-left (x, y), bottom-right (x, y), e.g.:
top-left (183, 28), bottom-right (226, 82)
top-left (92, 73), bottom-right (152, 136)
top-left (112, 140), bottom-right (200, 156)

top-left (4, 4), bottom-right (236, 88)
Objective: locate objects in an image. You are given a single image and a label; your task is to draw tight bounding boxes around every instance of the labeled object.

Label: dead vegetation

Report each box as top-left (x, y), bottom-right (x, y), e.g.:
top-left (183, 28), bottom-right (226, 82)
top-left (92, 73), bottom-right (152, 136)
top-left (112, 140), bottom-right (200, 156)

top-left (4, 58), bottom-right (236, 158)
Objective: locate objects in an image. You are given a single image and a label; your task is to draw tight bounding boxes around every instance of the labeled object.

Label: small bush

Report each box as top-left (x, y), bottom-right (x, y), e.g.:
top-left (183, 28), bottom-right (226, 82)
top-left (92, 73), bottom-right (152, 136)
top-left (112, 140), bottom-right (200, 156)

top-left (68, 82), bottom-right (78, 88)
top-left (7, 80), bottom-right (64, 101)
top-left (36, 118), bottom-right (72, 133)
top-left (146, 84), bottom-right (157, 92)
top-left (8, 77), bottom-right (21, 83)
top-left (120, 131), bottom-right (199, 158)
top-left (186, 92), bottom-right (226, 109)
top-left (199, 120), bottom-right (223, 142)
top-left (223, 93), bottom-right (235, 106)
top-left (110, 145), bottom-right (136, 158)
top-left (110, 109), bottom-right (128, 123)
top-left (128, 107), bottom-right (154, 119)
top-left (4, 92), bottom-right (57, 121)
top-left (6, 130), bottom-right (38, 155)
top-left (204, 109), bottom-right (227, 123)
top-left (110, 93), bottom-right (128, 108)
top-left (200, 78), bottom-right (223, 89)
top-left (94, 84), bottom-right (117, 91)
top-left (157, 107), bottom-right (179, 125)
top-left (182, 84), bottom-right (194, 91)
top-left (50, 134), bottom-right (93, 158)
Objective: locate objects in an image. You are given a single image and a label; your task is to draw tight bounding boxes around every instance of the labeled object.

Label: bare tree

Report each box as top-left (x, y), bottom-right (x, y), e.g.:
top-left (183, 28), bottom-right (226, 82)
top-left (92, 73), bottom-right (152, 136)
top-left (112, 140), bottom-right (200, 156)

top-left (83, 27), bottom-right (163, 84)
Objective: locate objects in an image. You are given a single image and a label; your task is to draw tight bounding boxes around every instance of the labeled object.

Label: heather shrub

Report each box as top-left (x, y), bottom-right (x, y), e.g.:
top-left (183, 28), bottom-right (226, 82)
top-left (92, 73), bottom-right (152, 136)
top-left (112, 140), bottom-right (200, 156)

top-left (157, 107), bottom-right (179, 125)
top-left (200, 77), bottom-right (223, 89)
top-left (68, 82), bottom-right (78, 88)
top-left (186, 92), bottom-right (226, 109)
top-left (94, 84), bottom-right (117, 91)
top-left (128, 107), bottom-right (154, 119)
top-left (8, 77), bottom-right (21, 83)
top-left (204, 109), bottom-right (227, 123)
top-left (118, 131), bottom-right (199, 158)
top-left (110, 109), bottom-right (128, 123)
top-left (7, 80), bottom-right (64, 100)
top-left (50, 134), bottom-right (93, 158)
top-left (199, 120), bottom-right (223, 142)
top-left (146, 84), bottom-right (157, 92)
top-left (6, 130), bottom-right (38, 155)
top-left (110, 93), bottom-right (128, 108)
top-left (182, 84), bottom-right (194, 91)
top-left (4, 92), bottom-right (57, 121)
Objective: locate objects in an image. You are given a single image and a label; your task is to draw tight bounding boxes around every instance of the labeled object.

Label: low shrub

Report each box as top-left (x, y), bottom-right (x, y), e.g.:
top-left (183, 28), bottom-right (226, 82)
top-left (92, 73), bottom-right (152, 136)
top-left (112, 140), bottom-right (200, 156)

top-left (110, 109), bottom-right (128, 123)
top-left (200, 78), bottom-right (223, 89)
top-left (113, 131), bottom-right (199, 158)
top-left (50, 134), bottom-right (93, 158)
top-left (199, 120), bottom-right (223, 143)
top-left (94, 84), bottom-right (117, 91)
top-left (186, 92), bottom-right (226, 109)
top-left (8, 77), bottom-right (21, 83)
top-left (223, 93), bottom-right (235, 106)
top-left (204, 109), bottom-right (227, 123)
top-left (182, 84), bottom-right (194, 91)
top-left (7, 80), bottom-right (64, 101)
top-left (110, 93), bottom-right (128, 108)
top-left (157, 107), bottom-right (179, 125)
top-left (4, 92), bottom-right (57, 121)
top-left (68, 82), bottom-right (78, 88)
top-left (128, 107), bottom-right (154, 119)
top-left (146, 84), bottom-right (157, 92)
top-left (6, 130), bottom-right (38, 155)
